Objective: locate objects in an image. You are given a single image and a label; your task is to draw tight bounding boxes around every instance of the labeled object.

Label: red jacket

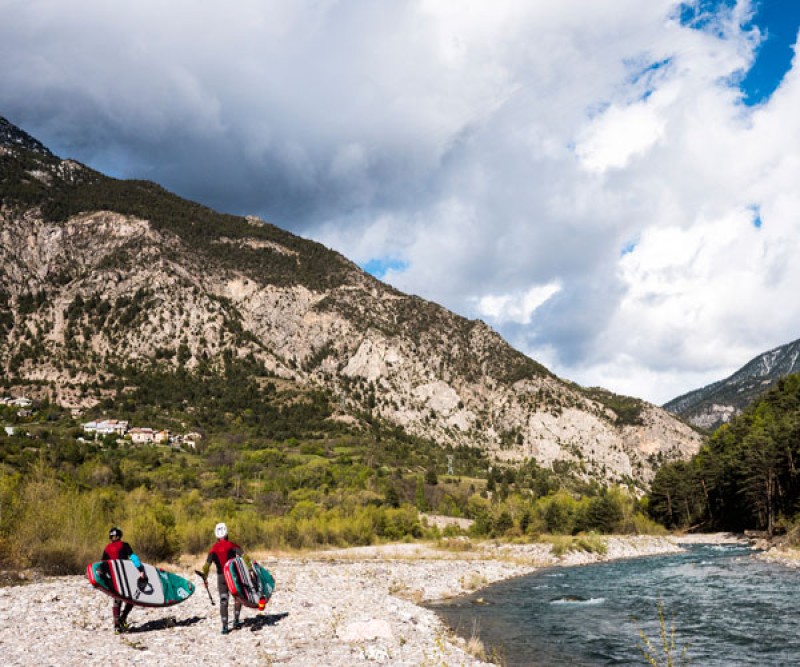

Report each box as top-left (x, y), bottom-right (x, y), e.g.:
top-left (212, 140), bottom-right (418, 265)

top-left (102, 540), bottom-right (134, 561)
top-left (206, 538), bottom-right (243, 573)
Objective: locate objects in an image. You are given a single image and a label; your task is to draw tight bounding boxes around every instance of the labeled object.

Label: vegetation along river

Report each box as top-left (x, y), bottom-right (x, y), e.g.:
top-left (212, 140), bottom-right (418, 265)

top-left (429, 544), bottom-right (800, 666)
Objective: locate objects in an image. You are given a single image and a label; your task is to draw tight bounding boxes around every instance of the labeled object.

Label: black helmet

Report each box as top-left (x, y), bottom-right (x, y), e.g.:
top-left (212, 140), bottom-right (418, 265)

top-left (109, 526), bottom-right (123, 539)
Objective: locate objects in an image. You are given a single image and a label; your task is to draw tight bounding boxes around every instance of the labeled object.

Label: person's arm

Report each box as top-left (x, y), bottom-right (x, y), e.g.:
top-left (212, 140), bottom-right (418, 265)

top-left (124, 543), bottom-right (146, 578)
top-left (201, 549), bottom-right (217, 579)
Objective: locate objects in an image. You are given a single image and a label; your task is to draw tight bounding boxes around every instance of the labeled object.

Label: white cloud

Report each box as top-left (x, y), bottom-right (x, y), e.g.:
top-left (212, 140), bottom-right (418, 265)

top-left (473, 283), bottom-right (562, 325)
top-left (3, 0), bottom-right (800, 405)
top-left (575, 99), bottom-right (667, 172)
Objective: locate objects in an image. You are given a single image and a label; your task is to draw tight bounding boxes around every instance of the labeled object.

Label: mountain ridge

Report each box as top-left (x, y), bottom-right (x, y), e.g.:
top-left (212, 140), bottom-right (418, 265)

top-left (0, 114), bottom-right (702, 488)
top-left (663, 337), bottom-right (800, 430)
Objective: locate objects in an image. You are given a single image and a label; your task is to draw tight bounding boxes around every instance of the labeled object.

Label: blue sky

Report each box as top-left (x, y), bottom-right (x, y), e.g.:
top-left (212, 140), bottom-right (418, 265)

top-left (3, 0), bottom-right (800, 404)
top-left (679, 0), bottom-right (800, 105)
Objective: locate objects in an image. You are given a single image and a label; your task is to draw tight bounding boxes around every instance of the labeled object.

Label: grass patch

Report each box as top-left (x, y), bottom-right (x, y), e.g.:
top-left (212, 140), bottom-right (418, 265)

top-left (545, 533), bottom-right (607, 557)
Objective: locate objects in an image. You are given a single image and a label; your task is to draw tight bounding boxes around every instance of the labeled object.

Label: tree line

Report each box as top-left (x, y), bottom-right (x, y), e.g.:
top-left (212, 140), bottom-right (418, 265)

top-left (648, 374), bottom-right (800, 534)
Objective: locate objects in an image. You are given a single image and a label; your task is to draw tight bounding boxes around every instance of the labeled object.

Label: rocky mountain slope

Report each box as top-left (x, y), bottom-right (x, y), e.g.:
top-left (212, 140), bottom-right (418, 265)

top-left (664, 338), bottom-right (800, 430)
top-left (0, 115), bottom-right (702, 488)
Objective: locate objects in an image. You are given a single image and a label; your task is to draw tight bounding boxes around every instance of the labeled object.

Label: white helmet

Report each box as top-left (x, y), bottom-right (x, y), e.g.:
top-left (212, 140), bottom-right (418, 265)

top-left (215, 522), bottom-right (228, 539)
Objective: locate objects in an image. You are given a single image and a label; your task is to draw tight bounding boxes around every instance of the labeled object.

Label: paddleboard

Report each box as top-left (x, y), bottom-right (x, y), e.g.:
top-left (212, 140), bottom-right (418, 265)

top-left (86, 559), bottom-right (195, 607)
top-left (223, 556), bottom-right (275, 609)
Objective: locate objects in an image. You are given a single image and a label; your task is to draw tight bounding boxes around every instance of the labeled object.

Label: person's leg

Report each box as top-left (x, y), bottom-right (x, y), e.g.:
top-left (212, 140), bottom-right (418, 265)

top-left (112, 598), bottom-right (122, 632)
top-left (217, 574), bottom-right (229, 633)
top-left (233, 599), bottom-right (243, 628)
top-left (119, 602), bottom-right (133, 627)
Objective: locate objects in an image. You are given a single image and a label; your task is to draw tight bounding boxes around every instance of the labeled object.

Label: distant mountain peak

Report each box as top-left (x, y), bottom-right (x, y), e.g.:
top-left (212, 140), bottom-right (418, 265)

top-left (0, 116), bottom-right (53, 157)
top-left (664, 337), bottom-right (800, 430)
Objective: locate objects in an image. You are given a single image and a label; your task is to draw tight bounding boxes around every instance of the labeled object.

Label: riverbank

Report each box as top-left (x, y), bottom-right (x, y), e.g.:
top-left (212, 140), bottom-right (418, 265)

top-left (0, 535), bottom-right (733, 666)
top-left (755, 544), bottom-right (800, 568)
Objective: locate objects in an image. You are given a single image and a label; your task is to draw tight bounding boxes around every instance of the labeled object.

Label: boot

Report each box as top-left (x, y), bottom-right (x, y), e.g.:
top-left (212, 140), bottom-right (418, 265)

top-left (119, 609), bottom-right (130, 632)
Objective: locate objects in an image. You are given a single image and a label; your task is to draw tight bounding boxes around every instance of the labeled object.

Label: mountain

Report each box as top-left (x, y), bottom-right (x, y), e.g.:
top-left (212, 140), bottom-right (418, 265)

top-left (0, 115), bottom-right (702, 489)
top-left (0, 116), bottom-right (52, 156)
top-left (663, 338), bottom-right (800, 430)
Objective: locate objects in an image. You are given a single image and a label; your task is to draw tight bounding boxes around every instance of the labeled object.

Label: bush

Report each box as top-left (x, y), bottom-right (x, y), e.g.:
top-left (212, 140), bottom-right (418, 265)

top-left (582, 493), bottom-right (624, 534)
top-left (8, 468), bottom-right (113, 571)
top-left (30, 539), bottom-right (96, 575)
top-left (130, 508), bottom-right (179, 562)
top-left (630, 513), bottom-right (668, 535)
top-left (545, 533), bottom-right (606, 557)
top-left (541, 491), bottom-right (578, 534)
top-left (180, 518), bottom-right (216, 555)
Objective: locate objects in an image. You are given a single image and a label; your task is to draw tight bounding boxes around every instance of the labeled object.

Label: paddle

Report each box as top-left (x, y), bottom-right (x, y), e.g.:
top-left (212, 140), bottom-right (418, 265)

top-left (195, 570), bottom-right (215, 606)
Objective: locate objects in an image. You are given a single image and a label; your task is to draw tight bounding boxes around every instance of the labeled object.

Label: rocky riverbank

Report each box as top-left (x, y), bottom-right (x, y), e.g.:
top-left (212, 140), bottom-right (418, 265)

top-left (0, 535), bottom-right (721, 667)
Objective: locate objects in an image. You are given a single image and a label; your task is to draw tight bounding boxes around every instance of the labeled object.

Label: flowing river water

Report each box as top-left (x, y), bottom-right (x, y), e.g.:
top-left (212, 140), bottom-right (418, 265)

top-left (429, 544), bottom-right (800, 666)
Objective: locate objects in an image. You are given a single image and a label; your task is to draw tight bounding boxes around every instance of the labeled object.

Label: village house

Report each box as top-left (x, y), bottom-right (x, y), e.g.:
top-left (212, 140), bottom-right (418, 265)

top-left (82, 419), bottom-right (129, 437)
top-left (128, 427), bottom-right (156, 444)
top-left (183, 431), bottom-right (203, 449)
top-left (128, 427), bottom-right (171, 444)
top-left (1, 397), bottom-right (33, 408)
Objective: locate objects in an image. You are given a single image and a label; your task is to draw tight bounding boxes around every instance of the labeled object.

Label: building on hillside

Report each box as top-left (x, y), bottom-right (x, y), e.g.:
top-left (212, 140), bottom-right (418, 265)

top-left (183, 431), bottom-right (203, 449)
top-left (83, 419), bottom-right (129, 437)
top-left (128, 427), bottom-right (156, 444)
top-left (1, 397), bottom-right (33, 408)
top-left (6, 397), bottom-right (33, 407)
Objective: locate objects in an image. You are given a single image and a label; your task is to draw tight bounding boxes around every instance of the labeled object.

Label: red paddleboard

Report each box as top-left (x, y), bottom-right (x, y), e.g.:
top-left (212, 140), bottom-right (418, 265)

top-left (223, 556), bottom-right (275, 609)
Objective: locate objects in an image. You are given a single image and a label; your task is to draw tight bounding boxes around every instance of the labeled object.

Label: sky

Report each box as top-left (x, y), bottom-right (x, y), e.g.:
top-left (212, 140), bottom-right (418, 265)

top-left (2, 0), bottom-right (800, 405)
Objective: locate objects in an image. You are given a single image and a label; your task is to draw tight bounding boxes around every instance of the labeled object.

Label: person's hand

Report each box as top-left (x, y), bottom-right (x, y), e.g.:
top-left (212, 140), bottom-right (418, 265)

top-left (139, 571), bottom-right (146, 580)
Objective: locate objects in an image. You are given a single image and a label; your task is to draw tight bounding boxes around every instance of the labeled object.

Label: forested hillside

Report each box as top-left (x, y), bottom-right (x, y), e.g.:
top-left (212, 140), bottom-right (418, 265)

top-left (649, 373), bottom-right (800, 534)
top-left (0, 359), bottom-right (665, 574)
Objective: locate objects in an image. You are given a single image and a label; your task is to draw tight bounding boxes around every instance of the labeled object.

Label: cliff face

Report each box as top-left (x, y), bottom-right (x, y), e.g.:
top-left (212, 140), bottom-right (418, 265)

top-left (0, 116), bottom-right (702, 488)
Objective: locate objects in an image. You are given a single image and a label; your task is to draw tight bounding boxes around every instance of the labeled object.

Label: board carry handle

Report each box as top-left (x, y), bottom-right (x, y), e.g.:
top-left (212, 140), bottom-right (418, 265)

top-left (195, 570), bottom-right (215, 606)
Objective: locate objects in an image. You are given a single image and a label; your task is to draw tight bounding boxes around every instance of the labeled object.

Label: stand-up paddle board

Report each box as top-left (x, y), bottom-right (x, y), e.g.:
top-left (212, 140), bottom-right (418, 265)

top-left (223, 556), bottom-right (275, 609)
top-left (87, 559), bottom-right (195, 607)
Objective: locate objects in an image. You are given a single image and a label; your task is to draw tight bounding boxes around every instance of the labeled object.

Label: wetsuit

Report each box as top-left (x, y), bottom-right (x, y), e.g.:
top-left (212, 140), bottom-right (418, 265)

top-left (102, 540), bottom-right (144, 630)
top-left (205, 538), bottom-right (244, 628)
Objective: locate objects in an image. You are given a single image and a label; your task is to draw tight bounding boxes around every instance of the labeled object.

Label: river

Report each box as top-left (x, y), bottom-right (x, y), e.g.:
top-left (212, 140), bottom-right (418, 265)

top-left (429, 544), bottom-right (800, 666)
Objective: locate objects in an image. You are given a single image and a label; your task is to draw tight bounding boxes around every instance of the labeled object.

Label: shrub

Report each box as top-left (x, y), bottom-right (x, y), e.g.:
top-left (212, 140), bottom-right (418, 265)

top-left (180, 518), bottom-right (216, 555)
top-left (541, 491), bottom-right (578, 534)
top-left (9, 468), bottom-right (113, 572)
top-left (30, 539), bottom-right (96, 575)
top-left (630, 513), bottom-right (668, 535)
top-left (545, 533), bottom-right (606, 557)
top-left (130, 508), bottom-right (179, 562)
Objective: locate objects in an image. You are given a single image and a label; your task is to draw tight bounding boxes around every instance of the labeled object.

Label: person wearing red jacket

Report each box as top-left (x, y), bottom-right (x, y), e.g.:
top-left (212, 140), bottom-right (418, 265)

top-left (102, 526), bottom-right (145, 634)
top-left (200, 522), bottom-right (246, 634)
